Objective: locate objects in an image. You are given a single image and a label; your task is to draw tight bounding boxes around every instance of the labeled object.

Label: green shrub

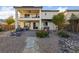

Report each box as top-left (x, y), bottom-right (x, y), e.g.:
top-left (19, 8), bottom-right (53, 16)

top-left (58, 31), bottom-right (70, 38)
top-left (0, 28), bottom-right (4, 32)
top-left (36, 30), bottom-right (49, 38)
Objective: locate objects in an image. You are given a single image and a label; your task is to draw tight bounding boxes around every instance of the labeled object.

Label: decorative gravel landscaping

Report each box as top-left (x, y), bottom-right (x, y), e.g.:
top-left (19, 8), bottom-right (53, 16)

top-left (58, 32), bottom-right (79, 53)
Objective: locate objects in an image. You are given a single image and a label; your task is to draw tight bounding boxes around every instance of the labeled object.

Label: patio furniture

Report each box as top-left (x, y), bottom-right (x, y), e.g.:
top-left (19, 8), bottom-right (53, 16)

top-left (10, 31), bottom-right (21, 37)
top-left (10, 28), bottom-right (22, 37)
top-left (24, 26), bottom-right (29, 31)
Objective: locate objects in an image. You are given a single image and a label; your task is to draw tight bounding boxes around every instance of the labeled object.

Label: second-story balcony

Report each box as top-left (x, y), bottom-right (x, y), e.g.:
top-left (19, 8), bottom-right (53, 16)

top-left (18, 15), bottom-right (41, 21)
top-left (22, 15), bottom-right (40, 18)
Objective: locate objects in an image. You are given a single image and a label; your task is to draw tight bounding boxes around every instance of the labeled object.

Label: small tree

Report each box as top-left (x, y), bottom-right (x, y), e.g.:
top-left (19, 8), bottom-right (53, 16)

top-left (52, 13), bottom-right (66, 30)
top-left (5, 16), bottom-right (15, 25)
top-left (5, 16), bottom-right (15, 30)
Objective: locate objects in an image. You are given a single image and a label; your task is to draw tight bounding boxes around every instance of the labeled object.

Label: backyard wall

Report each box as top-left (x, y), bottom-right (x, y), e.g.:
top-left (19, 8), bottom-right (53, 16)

top-left (0, 24), bottom-right (15, 31)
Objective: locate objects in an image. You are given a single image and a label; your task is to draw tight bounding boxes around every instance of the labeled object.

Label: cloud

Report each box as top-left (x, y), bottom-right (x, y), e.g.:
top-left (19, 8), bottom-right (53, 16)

top-left (0, 6), bottom-right (15, 19)
top-left (0, 6), bottom-right (14, 11)
top-left (0, 11), bottom-right (15, 19)
top-left (56, 7), bottom-right (68, 12)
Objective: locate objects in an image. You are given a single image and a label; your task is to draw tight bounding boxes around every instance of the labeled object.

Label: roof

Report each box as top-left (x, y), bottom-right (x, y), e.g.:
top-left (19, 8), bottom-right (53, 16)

top-left (67, 10), bottom-right (79, 12)
top-left (42, 10), bottom-right (59, 12)
top-left (42, 10), bottom-right (79, 12)
top-left (14, 6), bottom-right (42, 8)
top-left (14, 6), bottom-right (79, 12)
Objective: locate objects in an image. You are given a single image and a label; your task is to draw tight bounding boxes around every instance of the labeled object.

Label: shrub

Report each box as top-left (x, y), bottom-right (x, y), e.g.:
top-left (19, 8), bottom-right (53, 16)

top-left (0, 28), bottom-right (4, 32)
top-left (36, 30), bottom-right (49, 38)
top-left (58, 31), bottom-right (70, 38)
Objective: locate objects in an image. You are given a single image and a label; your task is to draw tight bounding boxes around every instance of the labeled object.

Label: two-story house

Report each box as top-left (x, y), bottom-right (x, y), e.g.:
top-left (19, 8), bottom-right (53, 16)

top-left (14, 6), bottom-right (79, 30)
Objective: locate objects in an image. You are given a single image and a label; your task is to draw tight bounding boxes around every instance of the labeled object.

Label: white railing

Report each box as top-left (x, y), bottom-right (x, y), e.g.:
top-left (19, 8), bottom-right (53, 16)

top-left (20, 16), bottom-right (40, 18)
top-left (18, 17), bottom-right (40, 20)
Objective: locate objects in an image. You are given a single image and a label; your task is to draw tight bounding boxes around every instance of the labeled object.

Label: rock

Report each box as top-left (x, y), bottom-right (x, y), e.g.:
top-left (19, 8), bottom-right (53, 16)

top-left (59, 32), bottom-right (79, 53)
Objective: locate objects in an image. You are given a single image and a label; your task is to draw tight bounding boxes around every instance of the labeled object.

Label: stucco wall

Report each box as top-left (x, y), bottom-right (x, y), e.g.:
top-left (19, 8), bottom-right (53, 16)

top-left (48, 22), bottom-right (57, 30)
top-left (41, 11), bottom-right (79, 20)
top-left (41, 21), bottom-right (57, 30)
top-left (41, 11), bottom-right (58, 19)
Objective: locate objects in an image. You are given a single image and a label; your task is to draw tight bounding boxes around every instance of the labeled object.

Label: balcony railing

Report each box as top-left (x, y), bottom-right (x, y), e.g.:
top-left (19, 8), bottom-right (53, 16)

top-left (18, 16), bottom-right (40, 20)
top-left (20, 16), bottom-right (40, 18)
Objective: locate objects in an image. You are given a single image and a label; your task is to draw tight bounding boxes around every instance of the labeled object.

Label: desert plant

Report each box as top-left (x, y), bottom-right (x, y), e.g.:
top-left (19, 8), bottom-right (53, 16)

top-left (58, 31), bottom-right (70, 38)
top-left (0, 28), bottom-right (4, 32)
top-left (36, 30), bottom-right (49, 38)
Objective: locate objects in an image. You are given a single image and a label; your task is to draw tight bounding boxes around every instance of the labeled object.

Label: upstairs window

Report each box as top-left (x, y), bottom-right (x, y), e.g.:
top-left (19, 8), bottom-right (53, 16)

top-left (24, 14), bottom-right (30, 18)
top-left (45, 13), bottom-right (47, 15)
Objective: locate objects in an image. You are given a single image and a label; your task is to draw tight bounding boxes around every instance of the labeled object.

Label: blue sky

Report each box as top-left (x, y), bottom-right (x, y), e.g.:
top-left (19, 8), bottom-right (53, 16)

top-left (43, 6), bottom-right (79, 10)
top-left (0, 6), bottom-right (79, 19)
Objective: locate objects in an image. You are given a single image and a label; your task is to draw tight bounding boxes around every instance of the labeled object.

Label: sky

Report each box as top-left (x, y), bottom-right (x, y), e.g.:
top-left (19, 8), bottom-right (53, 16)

top-left (0, 6), bottom-right (79, 19)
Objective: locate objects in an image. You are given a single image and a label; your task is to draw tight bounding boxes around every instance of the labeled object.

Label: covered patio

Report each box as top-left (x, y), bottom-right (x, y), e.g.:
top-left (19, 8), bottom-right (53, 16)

top-left (18, 20), bottom-right (40, 30)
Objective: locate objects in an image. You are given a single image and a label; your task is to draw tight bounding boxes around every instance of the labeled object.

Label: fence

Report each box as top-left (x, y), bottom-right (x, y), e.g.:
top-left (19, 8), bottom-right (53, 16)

top-left (0, 24), bottom-right (15, 31)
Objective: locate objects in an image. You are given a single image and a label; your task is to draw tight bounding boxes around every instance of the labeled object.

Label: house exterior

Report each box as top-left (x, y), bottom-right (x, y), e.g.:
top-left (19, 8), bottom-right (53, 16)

top-left (14, 6), bottom-right (79, 30)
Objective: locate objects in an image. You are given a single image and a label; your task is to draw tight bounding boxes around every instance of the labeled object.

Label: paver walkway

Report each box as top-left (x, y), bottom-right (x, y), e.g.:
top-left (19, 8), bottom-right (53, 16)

top-left (23, 37), bottom-right (39, 53)
top-left (22, 31), bottom-right (39, 53)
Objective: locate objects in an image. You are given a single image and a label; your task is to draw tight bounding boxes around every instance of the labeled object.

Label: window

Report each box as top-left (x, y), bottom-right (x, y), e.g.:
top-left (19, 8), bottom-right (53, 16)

top-left (45, 13), bottom-right (47, 15)
top-left (44, 22), bottom-right (48, 26)
top-left (24, 14), bottom-right (30, 18)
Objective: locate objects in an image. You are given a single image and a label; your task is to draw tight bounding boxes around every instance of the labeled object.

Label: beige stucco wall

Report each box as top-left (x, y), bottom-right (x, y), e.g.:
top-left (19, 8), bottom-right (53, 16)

top-left (41, 21), bottom-right (57, 30)
top-left (41, 11), bottom-right (79, 20)
top-left (18, 21), bottom-right (24, 28)
top-left (41, 11), bottom-right (58, 19)
top-left (48, 22), bottom-right (57, 30)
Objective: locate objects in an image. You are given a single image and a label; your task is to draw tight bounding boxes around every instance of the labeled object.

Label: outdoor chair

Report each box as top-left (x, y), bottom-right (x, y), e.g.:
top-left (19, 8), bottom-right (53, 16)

top-left (10, 27), bottom-right (22, 36)
top-left (24, 26), bottom-right (29, 31)
top-left (10, 32), bottom-right (16, 36)
top-left (15, 32), bottom-right (21, 36)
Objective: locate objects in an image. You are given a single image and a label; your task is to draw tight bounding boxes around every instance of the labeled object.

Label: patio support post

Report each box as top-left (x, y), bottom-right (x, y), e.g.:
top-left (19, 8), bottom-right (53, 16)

top-left (39, 9), bottom-right (42, 30)
top-left (15, 9), bottom-right (18, 29)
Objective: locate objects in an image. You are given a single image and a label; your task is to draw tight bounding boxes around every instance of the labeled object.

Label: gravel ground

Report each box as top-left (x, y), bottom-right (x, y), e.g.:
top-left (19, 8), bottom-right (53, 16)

top-left (38, 31), bottom-right (59, 53)
top-left (0, 32), bottom-right (26, 53)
